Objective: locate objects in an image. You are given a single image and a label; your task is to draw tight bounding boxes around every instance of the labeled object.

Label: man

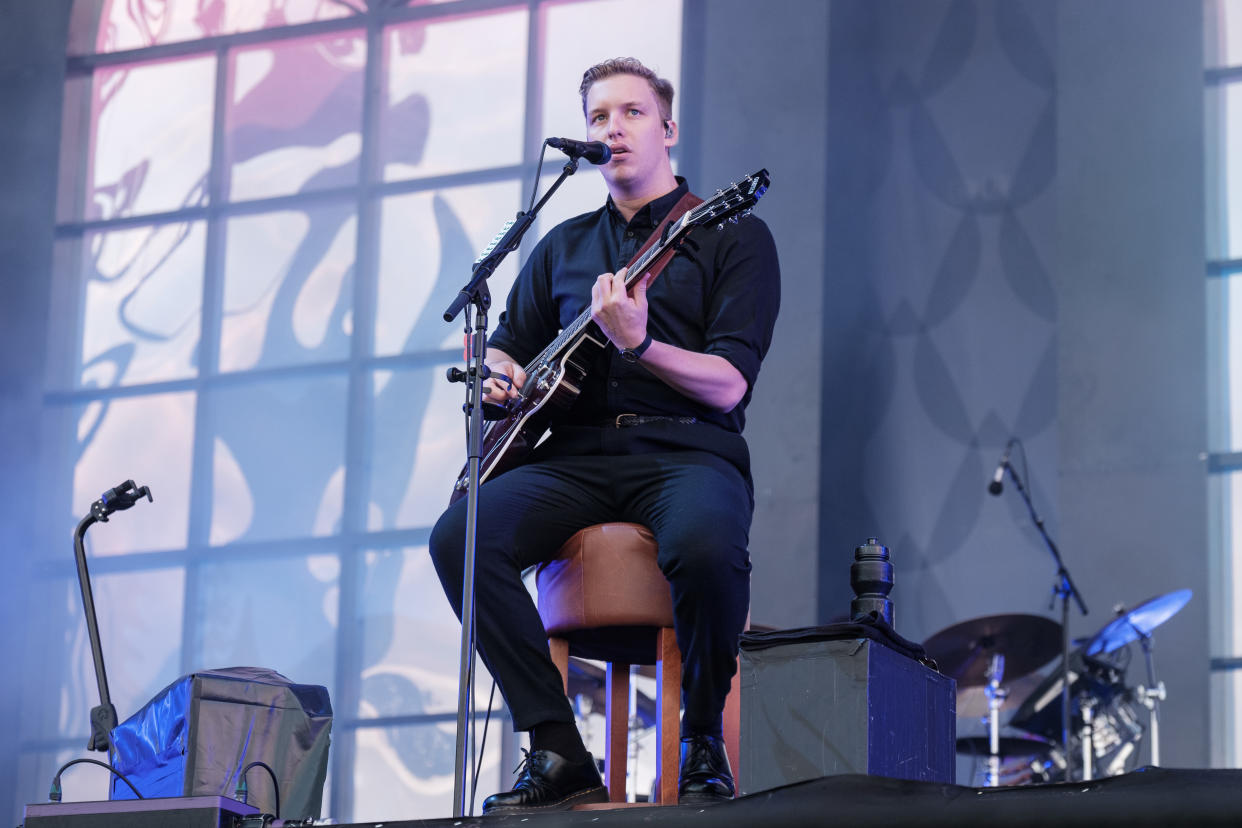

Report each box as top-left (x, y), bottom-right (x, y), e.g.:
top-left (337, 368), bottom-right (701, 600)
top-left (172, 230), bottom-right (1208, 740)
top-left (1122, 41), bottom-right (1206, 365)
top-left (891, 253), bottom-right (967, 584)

top-left (429, 57), bottom-right (780, 813)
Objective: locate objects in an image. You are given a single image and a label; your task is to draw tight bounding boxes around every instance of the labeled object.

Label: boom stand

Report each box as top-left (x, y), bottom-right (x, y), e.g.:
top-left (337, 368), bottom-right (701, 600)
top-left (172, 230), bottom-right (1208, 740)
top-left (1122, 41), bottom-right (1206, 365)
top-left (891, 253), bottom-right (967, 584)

top-left (442, 156), bottom-right (581, 817)
top-left (72, 480), bottom-right (153, 752)
top-left (1002, 452), bottom-right (1088, 780)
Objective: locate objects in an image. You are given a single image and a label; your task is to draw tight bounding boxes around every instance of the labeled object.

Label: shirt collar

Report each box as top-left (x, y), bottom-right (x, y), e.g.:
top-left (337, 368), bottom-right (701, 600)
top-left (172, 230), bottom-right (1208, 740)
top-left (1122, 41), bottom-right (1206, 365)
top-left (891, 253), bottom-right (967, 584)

top-left (606, 176), bottom-right (690, 231)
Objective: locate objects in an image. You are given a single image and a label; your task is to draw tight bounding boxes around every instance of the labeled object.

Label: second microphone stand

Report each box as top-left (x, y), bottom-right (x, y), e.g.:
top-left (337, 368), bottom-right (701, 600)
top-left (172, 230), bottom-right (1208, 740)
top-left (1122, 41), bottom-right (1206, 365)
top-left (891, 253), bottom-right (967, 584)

top-left (999, 441), bottom-right (1088, 781)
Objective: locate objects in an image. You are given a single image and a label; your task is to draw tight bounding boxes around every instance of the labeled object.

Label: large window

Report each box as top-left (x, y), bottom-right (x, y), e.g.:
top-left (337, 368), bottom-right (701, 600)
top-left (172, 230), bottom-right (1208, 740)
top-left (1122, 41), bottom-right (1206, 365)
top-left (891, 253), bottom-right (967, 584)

top-left (1208, 0), bottom-right (1242, 769)
top-left (28, 0), bottom-right (682, 820)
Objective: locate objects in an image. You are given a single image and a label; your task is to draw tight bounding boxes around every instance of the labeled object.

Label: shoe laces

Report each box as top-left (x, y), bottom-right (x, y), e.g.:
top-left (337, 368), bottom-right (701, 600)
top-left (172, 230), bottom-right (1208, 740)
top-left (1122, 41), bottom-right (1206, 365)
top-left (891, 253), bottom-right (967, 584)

top-left (510, 748), bottom-right (555, 795)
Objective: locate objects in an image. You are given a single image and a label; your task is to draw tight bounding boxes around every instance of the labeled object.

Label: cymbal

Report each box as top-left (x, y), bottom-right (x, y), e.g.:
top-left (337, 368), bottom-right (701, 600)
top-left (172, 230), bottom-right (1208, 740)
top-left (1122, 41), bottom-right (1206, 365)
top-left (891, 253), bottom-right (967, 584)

top-left (1084, 589), bottom-right (1192, 656)
top-left (955, 671), bottom-right (1045, 719)
top-left (923, 614), bottom-right (1062, 687)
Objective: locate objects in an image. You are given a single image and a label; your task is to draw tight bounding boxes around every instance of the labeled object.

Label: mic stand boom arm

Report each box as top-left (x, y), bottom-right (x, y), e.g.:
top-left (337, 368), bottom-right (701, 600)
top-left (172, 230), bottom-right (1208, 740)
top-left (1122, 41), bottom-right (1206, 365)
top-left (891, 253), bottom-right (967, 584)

top-left (73, 480), bottom-right (153, 752)
top-left (1003, 458), bottom-right (1087, 780)
top-left (441, 156), bottom-right (581, 818)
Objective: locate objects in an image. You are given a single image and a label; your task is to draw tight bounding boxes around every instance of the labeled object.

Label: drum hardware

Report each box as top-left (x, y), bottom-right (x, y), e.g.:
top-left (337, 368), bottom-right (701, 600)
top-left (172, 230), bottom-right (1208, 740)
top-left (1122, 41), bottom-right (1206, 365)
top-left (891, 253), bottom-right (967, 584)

top-left (1083, 589), bottom-right (1189, 768)
top-left (983, 654), bottom-right (1009, 787)
top-left (1078, 695), bottom-right (1096, 780)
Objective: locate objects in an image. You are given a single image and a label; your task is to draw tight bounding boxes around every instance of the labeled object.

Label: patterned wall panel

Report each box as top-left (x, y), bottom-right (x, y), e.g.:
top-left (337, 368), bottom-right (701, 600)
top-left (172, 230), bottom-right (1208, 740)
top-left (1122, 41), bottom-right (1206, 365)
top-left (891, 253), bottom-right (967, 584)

top-left (821, 0), bottom-right (1060, 640)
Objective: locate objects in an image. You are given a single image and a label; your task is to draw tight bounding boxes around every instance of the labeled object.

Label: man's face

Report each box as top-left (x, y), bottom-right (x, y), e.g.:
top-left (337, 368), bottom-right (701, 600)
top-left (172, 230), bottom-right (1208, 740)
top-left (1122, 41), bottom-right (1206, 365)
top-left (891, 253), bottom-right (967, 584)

top-left (584, 73), bottom-right (676, 194)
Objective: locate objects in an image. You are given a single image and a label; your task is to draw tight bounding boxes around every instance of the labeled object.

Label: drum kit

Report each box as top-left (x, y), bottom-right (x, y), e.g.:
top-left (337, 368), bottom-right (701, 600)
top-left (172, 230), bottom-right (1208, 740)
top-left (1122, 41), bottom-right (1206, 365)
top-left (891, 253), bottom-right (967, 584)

top-left (923, 588), bottom-right (1191, 787)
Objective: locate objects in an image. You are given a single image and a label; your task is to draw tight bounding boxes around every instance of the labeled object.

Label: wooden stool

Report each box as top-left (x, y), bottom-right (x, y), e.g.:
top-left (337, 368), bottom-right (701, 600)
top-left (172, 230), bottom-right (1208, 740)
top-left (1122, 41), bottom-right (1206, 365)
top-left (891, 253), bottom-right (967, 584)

top-left (535, 522), bottom-right (742, 805)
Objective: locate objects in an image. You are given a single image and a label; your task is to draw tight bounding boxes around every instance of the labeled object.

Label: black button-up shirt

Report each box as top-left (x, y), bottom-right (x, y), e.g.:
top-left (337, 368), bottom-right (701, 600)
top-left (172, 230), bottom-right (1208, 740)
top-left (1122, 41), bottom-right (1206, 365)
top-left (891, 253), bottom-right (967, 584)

top-left (489, 178), bottom-right (780, 479)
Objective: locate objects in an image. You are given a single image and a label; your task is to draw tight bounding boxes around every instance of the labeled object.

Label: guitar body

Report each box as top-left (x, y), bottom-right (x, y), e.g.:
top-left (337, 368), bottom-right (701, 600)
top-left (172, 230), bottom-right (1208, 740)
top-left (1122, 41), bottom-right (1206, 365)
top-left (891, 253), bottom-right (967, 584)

top-left (448, 169), bottom-right (770, 504)
top-left (450, 327), bottom-right (606, 504)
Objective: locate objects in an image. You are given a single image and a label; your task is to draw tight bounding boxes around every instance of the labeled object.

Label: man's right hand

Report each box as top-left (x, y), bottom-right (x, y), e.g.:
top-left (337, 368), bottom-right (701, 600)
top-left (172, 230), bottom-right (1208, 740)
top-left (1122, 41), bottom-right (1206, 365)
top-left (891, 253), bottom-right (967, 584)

top-left (483, 352), bottom-right (526, 405)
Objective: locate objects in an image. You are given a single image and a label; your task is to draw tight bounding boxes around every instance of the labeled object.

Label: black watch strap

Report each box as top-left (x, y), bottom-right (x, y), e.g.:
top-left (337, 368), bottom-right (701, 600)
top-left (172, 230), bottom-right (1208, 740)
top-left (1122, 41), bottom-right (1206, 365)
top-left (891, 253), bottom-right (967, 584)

top-left (620, 332), bottom-right (653, 363)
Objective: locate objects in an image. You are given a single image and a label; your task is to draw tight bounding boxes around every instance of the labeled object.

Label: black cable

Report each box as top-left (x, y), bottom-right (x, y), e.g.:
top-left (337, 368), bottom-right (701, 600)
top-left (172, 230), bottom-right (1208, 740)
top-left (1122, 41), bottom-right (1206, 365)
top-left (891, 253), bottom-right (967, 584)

top-left (528, 142), bottom-right (550, 213)
top-left (237, 760), bottom-right (281, 819)
top-left (49, 757), bottom-right (143, 801)
top-left (469, 679), bottom-right (499, 812)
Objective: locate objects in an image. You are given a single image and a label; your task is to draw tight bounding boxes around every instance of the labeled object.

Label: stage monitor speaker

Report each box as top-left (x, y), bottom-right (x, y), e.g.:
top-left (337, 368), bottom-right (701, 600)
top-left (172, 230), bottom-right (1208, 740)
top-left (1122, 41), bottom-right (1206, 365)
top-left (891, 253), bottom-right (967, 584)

top-left (108, 667), bottom-right (331, 820)
top-left (740, 636), bottom-right (955, 794)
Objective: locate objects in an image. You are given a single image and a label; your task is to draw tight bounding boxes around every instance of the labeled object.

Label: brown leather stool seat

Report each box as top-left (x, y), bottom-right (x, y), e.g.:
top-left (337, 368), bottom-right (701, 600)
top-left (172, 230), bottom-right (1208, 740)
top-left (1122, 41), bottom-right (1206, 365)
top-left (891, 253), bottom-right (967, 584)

top-left (536, 522), bottom-right (742, 805)
top-left (536, 522), bottom-right (680, 803)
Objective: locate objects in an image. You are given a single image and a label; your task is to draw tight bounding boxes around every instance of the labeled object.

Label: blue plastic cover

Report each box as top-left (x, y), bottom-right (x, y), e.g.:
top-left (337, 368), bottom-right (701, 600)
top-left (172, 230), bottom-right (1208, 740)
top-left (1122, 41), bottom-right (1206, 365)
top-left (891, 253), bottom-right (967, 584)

top-left (109, 666), bottom-right (332, 819)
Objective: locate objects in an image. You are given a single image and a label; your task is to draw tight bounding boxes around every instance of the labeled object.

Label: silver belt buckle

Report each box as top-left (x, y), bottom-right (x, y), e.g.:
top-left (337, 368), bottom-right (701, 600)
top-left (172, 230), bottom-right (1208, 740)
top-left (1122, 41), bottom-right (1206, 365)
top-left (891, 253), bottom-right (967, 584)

top-left (615, 413), bottom-right (639, 428)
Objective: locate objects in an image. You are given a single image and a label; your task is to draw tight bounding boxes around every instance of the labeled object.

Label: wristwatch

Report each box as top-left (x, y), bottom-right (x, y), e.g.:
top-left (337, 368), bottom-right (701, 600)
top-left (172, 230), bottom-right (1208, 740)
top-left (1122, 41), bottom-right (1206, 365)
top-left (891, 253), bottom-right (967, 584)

top-left (619, 332), bottom-right (653, 363)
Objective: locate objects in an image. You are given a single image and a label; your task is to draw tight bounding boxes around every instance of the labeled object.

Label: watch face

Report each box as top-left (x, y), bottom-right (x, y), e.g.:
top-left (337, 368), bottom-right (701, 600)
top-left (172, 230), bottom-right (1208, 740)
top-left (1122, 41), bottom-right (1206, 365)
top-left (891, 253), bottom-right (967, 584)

top-left (620, 349), bottom-right (638, 363)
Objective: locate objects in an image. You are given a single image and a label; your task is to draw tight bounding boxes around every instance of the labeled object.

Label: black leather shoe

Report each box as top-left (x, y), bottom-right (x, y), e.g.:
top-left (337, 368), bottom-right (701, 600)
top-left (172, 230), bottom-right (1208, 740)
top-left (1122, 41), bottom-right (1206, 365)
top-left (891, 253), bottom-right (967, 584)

top-left (678, 734), bottom-right (735, 805)
top-left (481, 749), bottom-right (608, 814)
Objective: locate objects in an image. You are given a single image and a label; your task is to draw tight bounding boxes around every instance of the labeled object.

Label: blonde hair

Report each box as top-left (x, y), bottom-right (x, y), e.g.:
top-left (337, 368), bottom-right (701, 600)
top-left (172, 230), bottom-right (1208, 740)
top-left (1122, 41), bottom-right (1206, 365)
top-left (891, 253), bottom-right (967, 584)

top-left (579, 57), bottom-right (674, 123)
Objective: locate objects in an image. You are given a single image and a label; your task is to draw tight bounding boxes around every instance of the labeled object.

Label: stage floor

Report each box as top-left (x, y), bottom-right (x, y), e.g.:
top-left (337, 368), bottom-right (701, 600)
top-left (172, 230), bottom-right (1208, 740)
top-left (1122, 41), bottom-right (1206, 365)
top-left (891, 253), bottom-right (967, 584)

top-left (335, 767), bottom-right (1242, 827)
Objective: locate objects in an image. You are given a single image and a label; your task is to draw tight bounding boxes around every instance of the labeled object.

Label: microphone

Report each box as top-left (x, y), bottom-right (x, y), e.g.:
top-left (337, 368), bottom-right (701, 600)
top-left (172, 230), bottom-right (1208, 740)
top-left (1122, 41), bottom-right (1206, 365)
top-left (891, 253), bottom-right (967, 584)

top-left (988, 443), bottom-right (1013, 496)
top-left (546, 137), bottom-right (612, 165)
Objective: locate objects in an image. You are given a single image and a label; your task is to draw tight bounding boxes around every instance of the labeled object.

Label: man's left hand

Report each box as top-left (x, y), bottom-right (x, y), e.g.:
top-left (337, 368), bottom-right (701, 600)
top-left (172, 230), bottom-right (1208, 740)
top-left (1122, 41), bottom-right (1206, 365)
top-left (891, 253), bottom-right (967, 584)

top-left (591, 266), bottom-right (652, 351)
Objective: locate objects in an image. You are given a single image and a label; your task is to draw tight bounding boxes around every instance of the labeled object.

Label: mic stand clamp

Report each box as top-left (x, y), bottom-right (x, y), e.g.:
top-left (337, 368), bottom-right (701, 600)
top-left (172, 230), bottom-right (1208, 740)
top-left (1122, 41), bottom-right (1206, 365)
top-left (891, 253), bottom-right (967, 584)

top-left (74, 480), bottom-right (153, 752)
top-left (440, 156), bottom-right (581, 818)
top-left (1000, 447), bottom-right (1088, 781)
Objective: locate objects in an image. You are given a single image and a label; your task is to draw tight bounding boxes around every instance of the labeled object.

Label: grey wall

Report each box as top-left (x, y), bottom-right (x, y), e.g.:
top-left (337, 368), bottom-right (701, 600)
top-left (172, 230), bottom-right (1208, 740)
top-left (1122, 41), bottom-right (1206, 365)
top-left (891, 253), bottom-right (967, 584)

top-left (682, 0), bottom-right (831, 629)
top-left (814, 0), bottom-right (1208, 768)
top-left (1057, 0), bottom-right (1208, 768)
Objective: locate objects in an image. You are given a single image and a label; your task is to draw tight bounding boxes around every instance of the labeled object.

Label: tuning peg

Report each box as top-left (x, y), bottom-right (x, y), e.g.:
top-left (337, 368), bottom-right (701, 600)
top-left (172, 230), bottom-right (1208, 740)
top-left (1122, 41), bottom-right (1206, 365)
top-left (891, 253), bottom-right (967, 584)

top-left (715, 222), bottom-right (725, 231)
top-left (728, 215), bottom-right (739, 224)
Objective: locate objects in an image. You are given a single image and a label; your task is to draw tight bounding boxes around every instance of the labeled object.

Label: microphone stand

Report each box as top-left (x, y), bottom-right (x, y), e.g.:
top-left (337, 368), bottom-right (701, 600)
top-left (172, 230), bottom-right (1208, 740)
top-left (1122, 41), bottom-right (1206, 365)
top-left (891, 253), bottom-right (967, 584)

top-left (441, 153), bottom-right (582, 818)
top-left (1001, 450), bottom-right (1087, 781)
top-left (73, 480), bottom-right (153, 753)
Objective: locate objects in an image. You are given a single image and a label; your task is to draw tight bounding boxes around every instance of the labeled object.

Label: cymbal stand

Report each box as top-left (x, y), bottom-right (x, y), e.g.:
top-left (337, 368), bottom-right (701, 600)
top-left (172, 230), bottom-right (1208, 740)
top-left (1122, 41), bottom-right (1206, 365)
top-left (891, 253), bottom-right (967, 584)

top-left (984, 654), bottom-right (1007, 788)
top-left (1078, 695), bottom-right (1096, 781)
top-left (1133, 629), bottom-right (1167, 766)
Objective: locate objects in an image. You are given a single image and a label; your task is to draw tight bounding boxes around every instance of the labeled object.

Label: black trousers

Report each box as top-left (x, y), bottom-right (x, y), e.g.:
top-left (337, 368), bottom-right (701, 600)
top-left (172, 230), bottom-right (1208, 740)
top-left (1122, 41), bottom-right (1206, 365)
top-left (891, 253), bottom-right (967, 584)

top-left (428, 449), bottom-right (753, 734)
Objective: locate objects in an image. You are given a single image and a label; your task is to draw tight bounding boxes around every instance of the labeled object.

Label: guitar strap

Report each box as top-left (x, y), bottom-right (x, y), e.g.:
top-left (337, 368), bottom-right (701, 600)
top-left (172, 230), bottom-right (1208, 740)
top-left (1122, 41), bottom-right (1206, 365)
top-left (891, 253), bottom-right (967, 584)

top-left (624, 190), bottom-right (704, 286)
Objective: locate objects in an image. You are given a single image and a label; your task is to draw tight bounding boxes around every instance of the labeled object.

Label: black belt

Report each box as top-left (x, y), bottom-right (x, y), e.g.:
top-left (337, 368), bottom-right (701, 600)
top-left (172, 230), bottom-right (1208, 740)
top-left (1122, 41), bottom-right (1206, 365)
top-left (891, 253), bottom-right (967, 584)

top-left (606, 414), bottom-right (698, 428)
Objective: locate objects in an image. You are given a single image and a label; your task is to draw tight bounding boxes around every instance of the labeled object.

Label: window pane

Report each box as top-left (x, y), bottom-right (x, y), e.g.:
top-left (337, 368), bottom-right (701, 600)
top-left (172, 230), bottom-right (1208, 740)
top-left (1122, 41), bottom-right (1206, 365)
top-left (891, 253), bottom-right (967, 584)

top-left (540, 0), bottom-right (682, 142)
top-left (72, 392), bottom-right (195, 556)
top-left (207, 376), bottom-right (348, 545)
top-left (191, 553), bottom-right (339, 693)
top-left (78, 0), bottom-right (363, 56)
top-left (368, 364), bottom-right (462, 532)
top-left (357, 546), bottom-right (501, 720)
top-left (374, 181), bottom-right (521, 357)
top-left (19, 569), bottom-right (185, 744)
top-left (381, 9), bottom-right (528, 182)
top-left (1211, 669), bottom-right (1242, 766)
top-left (88, 56), bottom-right (214, 220)
top-left (70, 222), bottom-right (206, 388)
top-left (1210, 275), bottom-right (1242, 452)
top-left (1208, 0), bottom-right (1242, 70)
top-left (352, 720), bottom-right (502, 822)
top-left (220, 206), bottom-right (355, 373)
top-left (226, 32), bottom-right (365, 202)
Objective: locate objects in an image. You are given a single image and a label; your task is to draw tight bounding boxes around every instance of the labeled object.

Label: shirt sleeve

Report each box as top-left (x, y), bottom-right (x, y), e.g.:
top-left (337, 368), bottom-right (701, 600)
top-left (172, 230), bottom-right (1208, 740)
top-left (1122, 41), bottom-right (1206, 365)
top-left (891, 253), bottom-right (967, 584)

top-left (701, 215), bottom-right (781, 390)
top-left (488, 234), bottom-right (562, 366)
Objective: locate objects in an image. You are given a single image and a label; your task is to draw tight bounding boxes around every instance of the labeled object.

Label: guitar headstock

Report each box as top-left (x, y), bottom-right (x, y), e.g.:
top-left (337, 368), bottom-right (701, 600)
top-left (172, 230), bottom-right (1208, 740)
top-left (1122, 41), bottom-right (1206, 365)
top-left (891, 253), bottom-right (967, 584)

top-left (687, 169), bottom-right (770, 231)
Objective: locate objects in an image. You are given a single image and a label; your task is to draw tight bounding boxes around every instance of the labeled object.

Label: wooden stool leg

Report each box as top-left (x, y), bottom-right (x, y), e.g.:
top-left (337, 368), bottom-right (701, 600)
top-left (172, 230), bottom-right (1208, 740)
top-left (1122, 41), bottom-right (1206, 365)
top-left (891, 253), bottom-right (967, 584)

top-left (723, 655), bottom-right (742, 791)
top-left (549, 638), bottom-right (570, 693)
top-left (605, 662), bottom-right (630, 802)
top-left (656, 627), bottom-right (681, 805)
